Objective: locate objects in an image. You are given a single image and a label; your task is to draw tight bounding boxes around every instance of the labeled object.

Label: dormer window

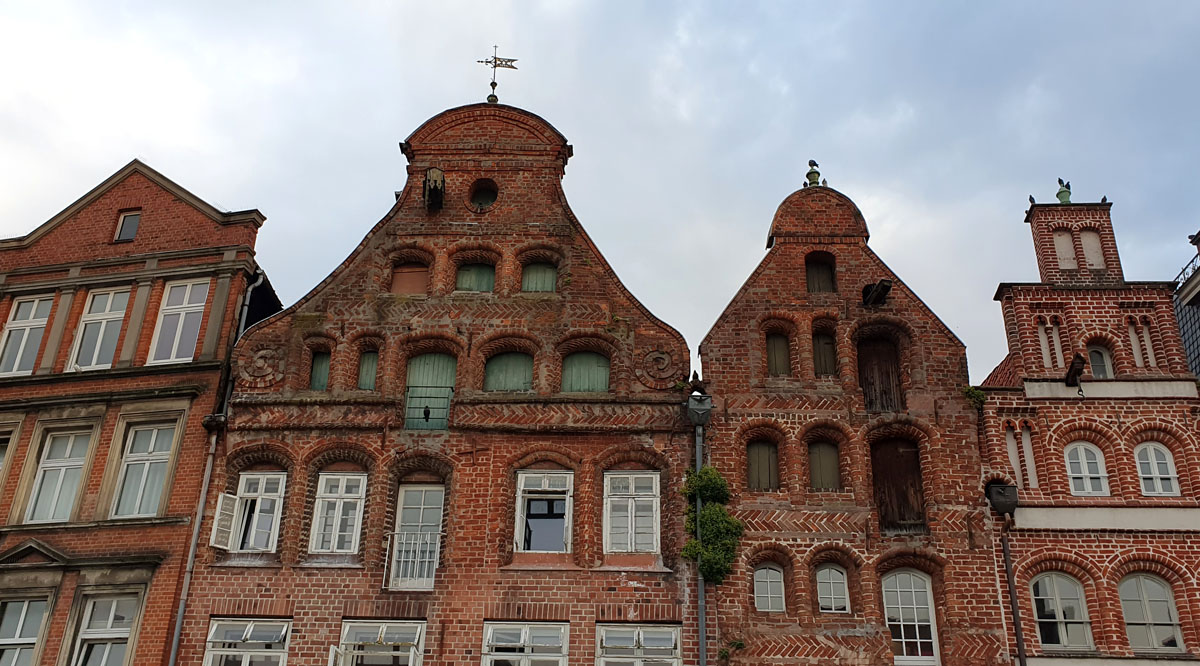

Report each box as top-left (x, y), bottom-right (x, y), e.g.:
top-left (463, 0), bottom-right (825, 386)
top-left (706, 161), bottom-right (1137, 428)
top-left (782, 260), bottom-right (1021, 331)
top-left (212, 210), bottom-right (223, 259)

top-left (114, 211), bottom-right (140, 242)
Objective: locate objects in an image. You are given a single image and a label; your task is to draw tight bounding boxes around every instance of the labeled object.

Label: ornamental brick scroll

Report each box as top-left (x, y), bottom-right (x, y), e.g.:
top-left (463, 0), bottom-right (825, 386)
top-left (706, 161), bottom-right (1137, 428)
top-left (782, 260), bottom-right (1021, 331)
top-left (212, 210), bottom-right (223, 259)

top-left (635, 349), bottom-right (683, 390)
top-left (237, 347), bottom-right (286, 389)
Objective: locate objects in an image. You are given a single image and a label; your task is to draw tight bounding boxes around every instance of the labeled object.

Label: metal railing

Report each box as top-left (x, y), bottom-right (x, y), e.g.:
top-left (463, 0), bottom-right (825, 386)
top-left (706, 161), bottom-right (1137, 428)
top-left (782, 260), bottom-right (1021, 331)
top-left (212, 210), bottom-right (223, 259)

top-left (404, 386), bottom-right (453, 430)
top-left (1175, 253), bottom-right (1200, 287)
top-left (384, 531), bottom-right (441, 590)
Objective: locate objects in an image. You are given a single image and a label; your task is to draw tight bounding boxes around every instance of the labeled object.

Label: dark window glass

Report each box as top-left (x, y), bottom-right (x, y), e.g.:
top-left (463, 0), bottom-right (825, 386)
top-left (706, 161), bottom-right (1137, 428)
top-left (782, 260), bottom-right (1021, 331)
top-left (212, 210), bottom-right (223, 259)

top-left (116, 213), bottom-right (140, 241)
top-left (523, 498), bottom-right (567, 551)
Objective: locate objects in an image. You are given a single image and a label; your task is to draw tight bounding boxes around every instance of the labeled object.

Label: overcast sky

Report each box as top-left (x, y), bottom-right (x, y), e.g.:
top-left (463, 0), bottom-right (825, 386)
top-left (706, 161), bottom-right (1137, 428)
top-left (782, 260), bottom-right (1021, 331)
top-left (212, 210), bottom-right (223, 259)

top-left (2, 1), bottom-right (1198, 383)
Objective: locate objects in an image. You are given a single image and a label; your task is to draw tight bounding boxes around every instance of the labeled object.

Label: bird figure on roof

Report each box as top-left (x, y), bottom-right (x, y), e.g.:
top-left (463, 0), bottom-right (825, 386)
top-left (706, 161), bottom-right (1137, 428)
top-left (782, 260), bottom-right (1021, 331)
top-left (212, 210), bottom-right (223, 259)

top-left (1101, 195), bottom-right (1108, 203)
top-left (809, 159), bottom-right (819, 168)
top-left (1029, 195), bottom-right (1036, 205)
top-left (1058, 178), bottom-right (1071, 192)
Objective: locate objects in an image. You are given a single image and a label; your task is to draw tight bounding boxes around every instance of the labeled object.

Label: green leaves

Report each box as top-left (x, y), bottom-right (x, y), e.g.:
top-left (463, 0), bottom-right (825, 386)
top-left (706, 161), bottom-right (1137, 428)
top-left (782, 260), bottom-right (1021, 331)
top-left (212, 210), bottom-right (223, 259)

top-left (681, 466), bottom-right (742, 584)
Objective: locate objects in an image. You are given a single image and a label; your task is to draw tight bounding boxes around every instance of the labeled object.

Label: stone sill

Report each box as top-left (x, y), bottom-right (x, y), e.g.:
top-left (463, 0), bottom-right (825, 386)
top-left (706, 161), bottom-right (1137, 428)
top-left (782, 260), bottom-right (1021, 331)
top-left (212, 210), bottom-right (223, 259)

top-left (0, 362), bottom-right (220, 387)
top-left (212, 553), bottom-right (283, 568)
top-left (0, 516), bottom-right (189, 533)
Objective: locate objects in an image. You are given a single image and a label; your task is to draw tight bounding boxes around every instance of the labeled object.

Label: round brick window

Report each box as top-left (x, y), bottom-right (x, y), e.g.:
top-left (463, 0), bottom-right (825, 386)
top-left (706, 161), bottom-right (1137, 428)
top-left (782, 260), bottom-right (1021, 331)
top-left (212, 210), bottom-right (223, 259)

top-left (468, 178), bottom-right (498, 212)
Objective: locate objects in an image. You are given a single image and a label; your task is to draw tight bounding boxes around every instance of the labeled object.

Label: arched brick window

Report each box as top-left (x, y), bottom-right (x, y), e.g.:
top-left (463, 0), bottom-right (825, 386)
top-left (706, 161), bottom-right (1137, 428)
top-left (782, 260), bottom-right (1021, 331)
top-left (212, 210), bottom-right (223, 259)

top-left (858, 337), bottom-right (902, 412)
top-left (1118, 574), bottom-right (1183, 652)
top-left (1031, 572), bottom-right (1092, 649)
top-left (391, 263), bottom-right (430, 295)
top-left (808, 441), bottom-right (840, 490)
top-left (747, 441), bottom-right (779, 492)
top-left (871, 439), bottom-right (925, 533)
top-left (754, 564), bottom-right (785, 612)
top-left (484, 352), bottom-right (534, 392)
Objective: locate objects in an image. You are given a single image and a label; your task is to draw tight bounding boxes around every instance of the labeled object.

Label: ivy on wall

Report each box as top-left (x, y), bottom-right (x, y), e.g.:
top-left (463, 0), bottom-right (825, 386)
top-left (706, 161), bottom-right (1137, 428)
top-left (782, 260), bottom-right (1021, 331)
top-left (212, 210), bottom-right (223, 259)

top-left (681, 465), bottom-right (743, 584)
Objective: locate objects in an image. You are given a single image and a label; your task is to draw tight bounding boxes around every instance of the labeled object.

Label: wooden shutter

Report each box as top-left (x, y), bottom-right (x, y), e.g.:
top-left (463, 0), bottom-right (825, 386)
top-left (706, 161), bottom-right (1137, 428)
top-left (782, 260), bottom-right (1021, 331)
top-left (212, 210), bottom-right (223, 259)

top-left (456, 264), bottom-right (495, 292)
top-left (747, 441), bottom-right (779, 491)
top-left (357, 351), bottom-right (378, 390)
top-left (871, 439), bottom-right (925, 532)
top-left (521, 263), bottom-right (557, 292)
top-left (857, 339), bottom-right (902, 412)
top-left (813, 333), bottom-right (837, 376)
top-left (766, 334), bottom-right (791, 377)
top-left (808, 441), bottom-right (840, 490)
top-left (484, 352), bottom-right (534, 391)
top-left (209, 492), bottom-right (238, 549)
top-left (310, 352), bottom-right (330, 391)
top-left (806, 260), bottom-right (835, 292)
top-left (390, 264), bottom-right (429, 295)
top-left (562, 352), bottom-right (610, 392)
top-left (407, 353), bottom-right (456, 388)
top-left (405, 353), bottom-right (456, 430)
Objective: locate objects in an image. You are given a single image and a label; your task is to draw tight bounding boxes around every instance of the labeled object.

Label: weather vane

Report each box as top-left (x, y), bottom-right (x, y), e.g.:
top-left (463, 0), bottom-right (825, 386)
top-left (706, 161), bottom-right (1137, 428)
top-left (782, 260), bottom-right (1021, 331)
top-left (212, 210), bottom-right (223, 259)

top-left (477, 45), bottom-right (517, 104)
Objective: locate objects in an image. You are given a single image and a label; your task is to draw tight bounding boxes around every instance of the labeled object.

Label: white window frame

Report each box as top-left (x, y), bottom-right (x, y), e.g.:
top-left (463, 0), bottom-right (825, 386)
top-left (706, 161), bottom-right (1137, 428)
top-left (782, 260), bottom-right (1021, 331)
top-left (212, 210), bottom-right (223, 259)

top-left (26, 430), bottom-right (91, 524)
top-left (1064, 442), bottom-right (1110, 497)
top-left (481, 622), bottom-right (567, 666)
top-left (753, 564), bottom-right (785, 612)
top-left (816, 563), bottom-right (851, 613)
top-left (1134, 442), bottom-right (1180, 497)
top-left (204, 619), bottom-right (290, 666)
top-left (603, 472), bottom-right (660, 554)
top-left (882, 569), bottom-right (939, 666)
top-left (595, 624), bottom-right (681, 666)
top-left (309, 472), bottom-right (366, 554)
top-left (1118, 574), bottom-right (1184, 653)
top-left (147, 279), bottom-right (210, 365)
top-left (0, 598), bottom-right (49, 666)
top-left (387, 484), bottom-right (445, 590)
top-left (68, 288), bottom-right (130, 372)
top-left (114, 212), bottom-right (140, 242)
top-left (515, 471), bottom-right (573, 554)
top-left (111, 424), bottom-right (176, 518)
top-left (1087, 345), bottom-right (1113, 379)
top-left (210, 473), bottom-right (287, 553)
top-left (70, 594), bottom-right (140, 666)
top-left (1031, 572), bottom-right (1092, 650)
top-left (0, 294), bottom-right (54, 377)
top-left (332, 621), bottom-right (424, 666)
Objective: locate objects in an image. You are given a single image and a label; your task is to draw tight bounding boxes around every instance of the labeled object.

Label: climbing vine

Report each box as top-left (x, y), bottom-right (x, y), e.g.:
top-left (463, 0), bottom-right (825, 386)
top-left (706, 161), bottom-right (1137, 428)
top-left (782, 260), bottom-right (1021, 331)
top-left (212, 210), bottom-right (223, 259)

top-left (962, 385), bottom-right (987, 411)
top-left (681, 465), bottom-right (743, 584)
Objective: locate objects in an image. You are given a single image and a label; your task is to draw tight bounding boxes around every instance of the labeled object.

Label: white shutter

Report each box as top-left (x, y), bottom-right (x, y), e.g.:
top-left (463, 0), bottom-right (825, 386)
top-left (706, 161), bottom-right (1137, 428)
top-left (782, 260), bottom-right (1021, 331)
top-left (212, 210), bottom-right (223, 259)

top-left (209, 492), bottom-right (238, 549)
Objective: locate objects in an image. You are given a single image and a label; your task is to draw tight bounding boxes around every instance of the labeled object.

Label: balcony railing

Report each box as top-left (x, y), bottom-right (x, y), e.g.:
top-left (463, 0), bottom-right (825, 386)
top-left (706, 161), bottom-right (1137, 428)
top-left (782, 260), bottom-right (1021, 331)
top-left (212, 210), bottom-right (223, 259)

top-left (1176, 253), bottom-right (1200, 287)
top-left (384, 531), bottom-right (441, 590)
top-left (404, 386), bottom-right (453, 430)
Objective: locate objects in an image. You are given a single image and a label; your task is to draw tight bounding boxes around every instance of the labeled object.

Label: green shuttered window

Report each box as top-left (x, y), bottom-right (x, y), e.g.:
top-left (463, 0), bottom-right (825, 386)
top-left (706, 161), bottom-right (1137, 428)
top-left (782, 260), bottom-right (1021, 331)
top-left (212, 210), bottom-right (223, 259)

top-left (357, 351), bottom-right (378, 390)
top-left (455, 264), bottom-right (495, 292)
top-left (747, 441), bottom-right (779, 491)
top-left (405, 353), bottom-right (456, 430)
top-left (484, 352), bottom-right (534, 391)
top-left (808, 441), bottom-right (840, 490)
top-left (766, 334), bottom-right (791, 377)
top-left (521, 263), bottom-right (557, 292)
top-left (562, 352), bottom-right (609, 392)
top-left (310, 351), bottom-right (330, 391)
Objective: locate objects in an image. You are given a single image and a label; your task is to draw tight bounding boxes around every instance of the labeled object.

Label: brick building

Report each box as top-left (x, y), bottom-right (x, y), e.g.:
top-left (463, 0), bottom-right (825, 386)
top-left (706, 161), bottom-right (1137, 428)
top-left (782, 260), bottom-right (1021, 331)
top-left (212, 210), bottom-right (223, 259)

top-left (0, 161), bottom-right (278, 666)
top-left (697, 166), bottom-right (1008, 665)
top-left (980, 188), bottom-right (1200, 663)
top-left (175, 103), bottom-right (699, 666)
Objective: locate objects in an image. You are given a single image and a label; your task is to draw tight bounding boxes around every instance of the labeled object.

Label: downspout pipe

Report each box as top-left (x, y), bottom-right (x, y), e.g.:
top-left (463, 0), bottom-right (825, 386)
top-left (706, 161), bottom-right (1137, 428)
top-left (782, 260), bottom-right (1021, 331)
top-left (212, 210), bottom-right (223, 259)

top-left (986, 483), bottom-right (1027, 666)
top-left (686, 393), bottom-right (713, 666)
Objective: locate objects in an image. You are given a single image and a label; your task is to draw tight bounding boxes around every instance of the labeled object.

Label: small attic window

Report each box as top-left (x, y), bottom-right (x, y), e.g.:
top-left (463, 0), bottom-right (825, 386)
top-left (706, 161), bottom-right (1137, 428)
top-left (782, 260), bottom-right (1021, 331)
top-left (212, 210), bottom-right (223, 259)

top-left (114, 211), bottom-right (140, 242)
top-left (469, 179), bottom-right (499, 212)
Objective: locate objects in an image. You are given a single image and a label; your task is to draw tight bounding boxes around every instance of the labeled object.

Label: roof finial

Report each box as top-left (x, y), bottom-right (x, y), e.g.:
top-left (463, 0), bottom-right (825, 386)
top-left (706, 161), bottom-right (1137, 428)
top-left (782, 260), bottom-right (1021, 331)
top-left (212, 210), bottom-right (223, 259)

top-left (477, 45), bottom-right (518, 104)
top-left (805, 160), bottom-right (821, 188)
top-left (1056, 178), bottom-right (1071, 204)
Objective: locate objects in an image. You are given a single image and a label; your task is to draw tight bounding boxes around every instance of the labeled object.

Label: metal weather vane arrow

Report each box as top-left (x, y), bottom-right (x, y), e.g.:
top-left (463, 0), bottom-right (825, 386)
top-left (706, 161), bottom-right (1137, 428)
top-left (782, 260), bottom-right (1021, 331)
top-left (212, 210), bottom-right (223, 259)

top-left (478, 45), bottom-right (518, 103)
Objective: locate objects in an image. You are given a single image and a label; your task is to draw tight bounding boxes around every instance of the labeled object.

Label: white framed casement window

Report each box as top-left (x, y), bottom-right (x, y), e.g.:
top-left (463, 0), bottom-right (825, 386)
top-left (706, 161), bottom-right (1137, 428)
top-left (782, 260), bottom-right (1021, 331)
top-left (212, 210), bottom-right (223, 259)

top-left (114, 212), bottom-right (140, 242)
top-left (515, 471), bottom-right (573, 553)
top-left (596, 625), bottom-right (680, 666)
top-left (1118, 574), bottom-right (1184, 652)
top-left (0, 295), bottom-right (54, 377)
top-left (387, 485), bottom-right (445, 590)
top-left (210, 473), bottom-right (287, 553)
top-left (603, 472), bottom-right (659, 554)
top-left (147, 279), bottom-right (209, 364)
top-left (68, 289), bottom-right (130, 371)
top-left (309, 473), bottom-right (366, 554)
top-left (332, 621), bottom-right (424, 666)
top-left (1134, 442), bottom-right (1180, 496)
top-left (882, 569), bottom-right (939, 665)
top-left (1031, 572), bottom-right (1092, 649)
top-left (1064, 442), bottom-right (1109, 496)
top-left (0, 598), bottom-right (48, 666)
top-left (481, 623), bottom-right (567, 666)
top-left (204, 619), bottom-right (290, 666)
top-left (111, 425), bottom-right (175, 518)
top-left (753, 564), bottom-right (785, 612)
top-left (70, 595), bottom-right (139, 666)
top-left (816, 563), bottom-right (851, 613)
top-left (26, 431), bottom-right (91, 523)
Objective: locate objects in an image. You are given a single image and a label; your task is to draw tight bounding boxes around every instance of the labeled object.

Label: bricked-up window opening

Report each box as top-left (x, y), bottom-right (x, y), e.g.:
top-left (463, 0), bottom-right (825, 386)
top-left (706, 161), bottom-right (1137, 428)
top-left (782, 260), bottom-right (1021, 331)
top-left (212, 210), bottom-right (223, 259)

top-left (813, 332), bottom-right (837, 376)
top-left (604, 472), bottom-right (659, 553)
top-left (482, 623), bottom-right (567, 666)
top-left (390, 263), bottom-right (429, 295)
top-left (871, 439), bottom-right (926, 533)
top-left (309, 351), bottom-right (330, 391)
top-left (309, 473), bottom-right (366, 554)
top-left (515, 471), bottom-right (572, 553)
top-left (1087, 346), bottom-right (1112, 379)
top-left (70, 595), bottom-right (138, 666)
top-left (806, 253), bottom-right (836, 293)
top-left (484, 352), bottom-right (534, 391)
top-left (1080, 230), bottom-right (1105, 269)
top-left (883, 570), bottom-right (938, 664)
top-left (747, 441), bottom-right (779, 492)
top-left (387, 485), bottom-right (444, 591)
top-left (753, 564), bottom-right (785, 612)
top-left (1118, 574), bottom-right (1183, 652)
top-left (808, 441), bottom-right (840, 490)
top-left (562, 352), bottom-right (609, 392)
top-left (1134, 443), bottom-right (1179, 496)
top-left (1031, 572), bottom-right (1092, 649)
top-left (1037, 321), bottom-right (1053, 368)
top-left (334, 621), bottom-right (425, 666)
top-left (858, 338), bottom-right (902, 412)
top-left (404, 353), bottom-right (456, 430)
top-left (357, 350), bottom-right (378, 390)
top-left (69, 289), bottom-right (129, 371)
top-left (455, 263), bottom-right (495, 292)
top-left (149, 279), bottom-right (209, 364)
top-left (765, 334), bottom-right (791, 377)
top-left (112, 425), bottom-right (175, 518)
top-left (0, 599), bottom-right (47, 666)
top-left (596, 625), bottom-right (681, 666)
top-left (817, 564), bottom-right (850, 613)
top-left (114, 212), bottom-right (140, 242)
top-left (211, 472), bottom-right (286, 552)
top-left (1053, 230), bottom-right (1077, 269)
top-left (1064, 442), bottom-right (1109, 496)
top-left (1141, 322), bottom-right (1158, 367)
top-left (26, 431), bottom-right (90, 523)
top-left (0, 295), bottom-right (53, 376)
top-left (521, 263), bottom-right (557, 292)
top-left (203, 620), bottom-right (290, 666)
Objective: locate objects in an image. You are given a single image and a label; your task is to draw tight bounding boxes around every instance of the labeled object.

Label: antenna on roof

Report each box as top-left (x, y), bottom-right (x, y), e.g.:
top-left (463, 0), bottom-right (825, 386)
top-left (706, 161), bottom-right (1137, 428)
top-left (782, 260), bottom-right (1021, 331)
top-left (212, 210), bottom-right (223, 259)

top-left (477, 45), bottom-right (518, 104)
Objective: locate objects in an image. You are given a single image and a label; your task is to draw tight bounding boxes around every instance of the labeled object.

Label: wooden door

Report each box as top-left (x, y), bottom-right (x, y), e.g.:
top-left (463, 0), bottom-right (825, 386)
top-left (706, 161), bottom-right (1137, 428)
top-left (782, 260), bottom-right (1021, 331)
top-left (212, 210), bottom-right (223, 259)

top-left (858, 339), bottom-right (902, 411)
top-left (871, 439), bottom-right (926, 532)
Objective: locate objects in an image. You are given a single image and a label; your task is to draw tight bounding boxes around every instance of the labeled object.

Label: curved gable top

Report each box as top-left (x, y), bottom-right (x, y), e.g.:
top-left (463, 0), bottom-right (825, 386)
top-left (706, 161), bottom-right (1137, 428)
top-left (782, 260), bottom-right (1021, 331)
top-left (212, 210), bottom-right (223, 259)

top-left (401, 103), bottom-right (573, 166)
top-left (766, 185), bottom-right (868, 248)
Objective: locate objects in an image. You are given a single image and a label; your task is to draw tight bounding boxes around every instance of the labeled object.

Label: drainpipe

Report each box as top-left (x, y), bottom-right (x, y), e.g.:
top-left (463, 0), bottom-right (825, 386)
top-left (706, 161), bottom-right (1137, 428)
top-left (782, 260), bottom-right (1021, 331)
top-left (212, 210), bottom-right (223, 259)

top-left (237, 271), bottom-right (266, 339)
top-left (987, 483), bottom-right (1026, 666)
top-left (686, 393), bottom-right (713, 666)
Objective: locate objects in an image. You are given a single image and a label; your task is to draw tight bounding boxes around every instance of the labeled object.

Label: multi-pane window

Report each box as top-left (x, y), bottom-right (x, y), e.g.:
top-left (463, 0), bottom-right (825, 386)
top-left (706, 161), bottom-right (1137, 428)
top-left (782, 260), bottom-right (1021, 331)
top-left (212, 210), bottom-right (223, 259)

top-left (149, 280), bottom-right (209, 364)
top-left (211, 473), bottom-right (287, 552)
top-left (596, 625), bottom-right (680, 666)
top-left (604, 472), bottom-right (659, 553)
top-left (357, 351), bottom-right (379, 390)
top-left (816, 564), bottom-right (850, 613)
top-left (455, 264), bottom-right (495, 292)
top-left (882, 570), bottom-right (938, 664)
top-left (112, 425), bottom-right (175, 518)
top-left (0, 295), bottom-right (53, 376)
top-left (765, 334), bottom-right (790, 376)
top-left (753, 564), bottom-right (785, 612)
top-left (481, 623), bottom-right (567, 666)
top-left (310, 473), bottom-right (366, 554)
top-left (561, 352), bottom-right (609, 392)
top-left (1031, 573), bottom-right (1091, 649)
top-left (336, 621), bottom-right (424, 666)
top-left (69, 289), bottom-right (129, 371)
top-left (521, 263), bottom-right (557, 292)
top-left (388, 485), bottom-right (444, 590)
top-left (71, 595), bottom-right (139, 666)
top-left (808, 441), bottom-right (840, 490)
top-left (1134, 443), bottom-right (1179, 496)
top-left (114, 212), bottom-right (140, 242)
top-left (1119, 574), bottom-right (1183, 652)
top-left (309, 351), bottom-right (330, 391)
top-left (0, 599), bottom-right (47, 666)
top-left (27, 431), bottom-right (90, 523)
top-left (747, 441), bottom-right (779, 492)
top-left (204, 620), bottom-right (290, 666)
top-left (1064, 442), bottom-right (1109, 496)
top-left (515, 471), bottom-right (572, 553)
top-left (1087, 346), bottom-right (1112, 379)
top-left (484, 353), bottom-right (534, 392)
